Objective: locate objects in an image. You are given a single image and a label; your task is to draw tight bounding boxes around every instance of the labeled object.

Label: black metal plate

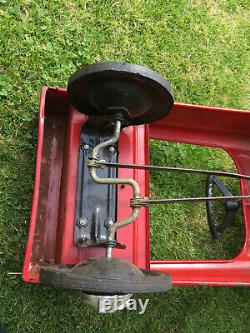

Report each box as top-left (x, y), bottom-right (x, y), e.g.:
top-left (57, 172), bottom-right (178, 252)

top-left (67, 62), bottom-right (174, 126)
top-left (75, 120), bottom-right (118, 247)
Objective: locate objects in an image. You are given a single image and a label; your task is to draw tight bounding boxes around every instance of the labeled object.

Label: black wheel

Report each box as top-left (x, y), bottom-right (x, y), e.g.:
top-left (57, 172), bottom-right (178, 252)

top-left (67, 62), bottom-right (174, 126)
top-left (40, 257), bottom-right (172, 294)
top-left (206, 175), bottom-right (240, 239)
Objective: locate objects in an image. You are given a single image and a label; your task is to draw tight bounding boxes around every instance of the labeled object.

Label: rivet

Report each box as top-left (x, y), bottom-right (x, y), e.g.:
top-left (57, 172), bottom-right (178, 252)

top-left (78, 218), bottom-right (88, 227)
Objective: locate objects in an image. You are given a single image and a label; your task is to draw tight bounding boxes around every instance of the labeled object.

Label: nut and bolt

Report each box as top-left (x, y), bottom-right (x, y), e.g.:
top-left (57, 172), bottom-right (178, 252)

top-left (78, 218), bottom-right (88, 227)
top-left (106, 220), bottom-right (114, 227)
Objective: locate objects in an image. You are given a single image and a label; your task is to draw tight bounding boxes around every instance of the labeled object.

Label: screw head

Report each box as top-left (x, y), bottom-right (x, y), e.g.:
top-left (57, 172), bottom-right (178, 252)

top-left (109, 146), bottom-right (115, 152)
top-left (78, 218), bottom-right (88, 227)
top-left (83, 144), bottom-right (89, 150)
top-left (107, 220), bottom-right (114, 227)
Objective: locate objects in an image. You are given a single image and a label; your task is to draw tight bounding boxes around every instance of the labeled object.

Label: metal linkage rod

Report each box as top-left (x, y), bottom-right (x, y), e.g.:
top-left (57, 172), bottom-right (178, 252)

top-left (89, 122), bottom-right (140, 198)
top-left (131, 195), bottom-right (250, 207)
top-left (96, 161), bottom-right (250, 181)
top-left (88, 121), bottom-right (141, 257)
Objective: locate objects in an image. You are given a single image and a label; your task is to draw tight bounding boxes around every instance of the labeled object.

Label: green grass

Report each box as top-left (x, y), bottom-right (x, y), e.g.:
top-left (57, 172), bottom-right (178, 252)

top-left (150, 142), bottom-right (244, 261)
top-left (0, 0), bottom-right (250, 332)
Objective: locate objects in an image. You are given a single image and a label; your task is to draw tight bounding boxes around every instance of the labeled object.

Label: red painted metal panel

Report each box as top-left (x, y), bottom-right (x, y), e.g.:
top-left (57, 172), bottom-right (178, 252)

top-left (149, 103), bottom-right (250, 285)
top-left (23, 87), bottom-right (149, 282)
top-left (23, 87), bottom-right (250, 286)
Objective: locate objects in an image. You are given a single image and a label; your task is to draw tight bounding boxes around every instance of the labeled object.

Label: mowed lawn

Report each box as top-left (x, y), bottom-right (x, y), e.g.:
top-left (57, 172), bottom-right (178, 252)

top-left (0, 1), bottom-right (249, 332)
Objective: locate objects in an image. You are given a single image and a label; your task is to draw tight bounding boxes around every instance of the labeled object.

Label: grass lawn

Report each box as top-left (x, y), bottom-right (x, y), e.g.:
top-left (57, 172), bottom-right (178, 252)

top-left (0, 1), bottom-right (250, 332)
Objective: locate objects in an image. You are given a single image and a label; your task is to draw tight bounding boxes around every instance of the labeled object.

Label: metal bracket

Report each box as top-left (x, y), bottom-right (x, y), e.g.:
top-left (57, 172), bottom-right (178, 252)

top-left (74, 121), bottom-right (118, 247)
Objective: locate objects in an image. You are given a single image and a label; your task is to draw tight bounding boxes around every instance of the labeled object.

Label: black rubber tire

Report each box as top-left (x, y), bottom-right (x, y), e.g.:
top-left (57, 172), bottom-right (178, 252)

top-left (67, 62), bottom-right (174, 127)
top-left (40, 257), bottom-right (172, 294)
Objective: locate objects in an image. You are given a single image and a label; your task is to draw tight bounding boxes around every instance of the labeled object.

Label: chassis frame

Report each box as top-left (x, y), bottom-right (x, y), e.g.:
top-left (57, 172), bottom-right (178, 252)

top-left (23, 87), bottom-right (250, 286)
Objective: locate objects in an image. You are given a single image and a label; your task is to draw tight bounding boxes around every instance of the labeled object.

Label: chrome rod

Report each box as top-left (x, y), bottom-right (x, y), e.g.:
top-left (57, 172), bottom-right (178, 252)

top-left (131, 195), bottom-right (250, 206)
top-left (88, 121), bottom-right (141, 250)
top-left (89, 121), bottom-right (140, 198)
top-left (97, 161), bottom-right (250, 181)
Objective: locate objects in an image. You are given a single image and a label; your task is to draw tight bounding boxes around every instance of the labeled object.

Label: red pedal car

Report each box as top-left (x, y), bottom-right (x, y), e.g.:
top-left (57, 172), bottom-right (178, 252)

top-left (23, 62), bottom-right (250, 311)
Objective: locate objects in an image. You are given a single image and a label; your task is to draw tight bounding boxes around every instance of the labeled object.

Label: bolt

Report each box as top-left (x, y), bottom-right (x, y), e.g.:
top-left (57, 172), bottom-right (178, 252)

top-left (109, 146), bottom-right (115, 152)
top-left (83, 144), bottom-right (89, 150)
top-left (78, 218), bottom-right (88, 227)
top-left (107, 220), bottom-right (114, 227)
